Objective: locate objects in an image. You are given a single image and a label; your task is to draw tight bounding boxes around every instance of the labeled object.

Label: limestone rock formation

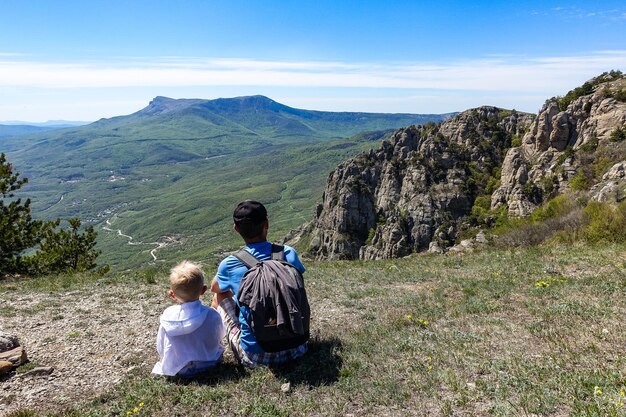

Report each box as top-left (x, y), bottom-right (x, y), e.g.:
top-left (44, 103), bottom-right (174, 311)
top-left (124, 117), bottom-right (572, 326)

top-left (492, 71), bottom-right (626, 216)
top-left (291, 107), bottom-right (533, 259)
top-left (288, 71), bottom-right (626, 260)
top-left (590, 161), bottom-right (626, 203)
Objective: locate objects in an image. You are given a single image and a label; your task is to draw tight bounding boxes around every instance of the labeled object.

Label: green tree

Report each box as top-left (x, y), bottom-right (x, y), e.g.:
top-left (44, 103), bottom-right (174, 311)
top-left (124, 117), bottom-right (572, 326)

top-left (34, 218), bottom-right (101, 273)
top-left (0, 153), bottom-right (52, 275)
top-left (1, 153), bottom-right (102, 277)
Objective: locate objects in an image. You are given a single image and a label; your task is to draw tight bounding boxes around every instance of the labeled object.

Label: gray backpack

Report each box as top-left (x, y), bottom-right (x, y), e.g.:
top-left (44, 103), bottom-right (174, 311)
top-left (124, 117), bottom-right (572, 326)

top-left (234, 244), bottom-right (310, 352)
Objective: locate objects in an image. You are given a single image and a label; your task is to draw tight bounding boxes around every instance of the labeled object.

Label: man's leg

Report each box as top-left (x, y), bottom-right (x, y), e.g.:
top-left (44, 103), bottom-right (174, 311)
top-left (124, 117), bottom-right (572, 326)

top-left (215, 297), bottom-right (256, 368)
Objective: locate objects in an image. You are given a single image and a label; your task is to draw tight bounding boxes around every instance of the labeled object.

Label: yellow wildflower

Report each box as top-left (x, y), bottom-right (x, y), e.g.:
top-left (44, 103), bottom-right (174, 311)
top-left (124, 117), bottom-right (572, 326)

top-left (140, 402), bottom-right (144, 407)
top-left (134, 407), bottom-right (139, 413)
top-left (405, 314), bottom-right (413, 319)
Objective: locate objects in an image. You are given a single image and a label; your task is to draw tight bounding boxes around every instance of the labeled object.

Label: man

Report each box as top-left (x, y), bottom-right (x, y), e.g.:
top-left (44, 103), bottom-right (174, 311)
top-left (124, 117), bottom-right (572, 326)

top-left (211, 200), bottom-right (307, 367)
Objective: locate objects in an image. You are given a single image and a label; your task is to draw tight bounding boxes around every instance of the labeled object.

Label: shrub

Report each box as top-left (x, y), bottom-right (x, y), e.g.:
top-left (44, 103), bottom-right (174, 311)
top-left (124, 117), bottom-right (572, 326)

top-left (30, 218), bottom-right (100, 274)
top-left (485, 175), bottom-right (501, 194)
top-left (613, 89), bottom-right (626, 102)
top-left (569, 169), bottom-right (591, 191)
top-left (556, 147), bottom-right (575, 165)
top-left (555, 70), bottom-right (624, 110)
top-left (510, 135), bottom-right (522, 147)
top-left (579, 136), bottom-right (598, 153)
top-left (593, 156), bottom-right (613, 179)
top-left (580, 201), bottom-right (626, 243)
top-left (609, 126), bottom-right (626, 142)
top-left (495, 208), bottom-right (584, 248)
top-left (556, 82), bottom-right (594, 111)
top-left (530, 195), bottom-right (574, 222)
top-left (522, 182), bottom-right (543, 204)
top-left (470, 195), bottom-right (492, 224)
top-left (540, 174), bottom-right (558, 197)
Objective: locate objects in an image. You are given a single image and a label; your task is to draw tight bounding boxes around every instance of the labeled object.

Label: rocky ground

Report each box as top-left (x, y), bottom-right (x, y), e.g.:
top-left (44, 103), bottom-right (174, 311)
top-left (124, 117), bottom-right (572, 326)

top-left (0, 281), bottom-right (170, 416)
top-left (0, 278), bottom-right (338, 416)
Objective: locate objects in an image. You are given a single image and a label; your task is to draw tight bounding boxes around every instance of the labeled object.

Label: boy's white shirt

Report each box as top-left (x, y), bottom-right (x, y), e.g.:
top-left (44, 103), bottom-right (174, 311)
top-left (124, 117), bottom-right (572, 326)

top-left (152, 299), bottom-right (225, 376)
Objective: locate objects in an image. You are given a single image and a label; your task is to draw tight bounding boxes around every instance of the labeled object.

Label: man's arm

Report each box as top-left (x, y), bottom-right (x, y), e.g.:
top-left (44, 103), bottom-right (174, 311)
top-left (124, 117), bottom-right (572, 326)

top-left (210, 275), bottom-right (233, 308)
top-left (284, 245), bottom-right (305, 274)
top-left (210, 276), bottom-right (229, 294)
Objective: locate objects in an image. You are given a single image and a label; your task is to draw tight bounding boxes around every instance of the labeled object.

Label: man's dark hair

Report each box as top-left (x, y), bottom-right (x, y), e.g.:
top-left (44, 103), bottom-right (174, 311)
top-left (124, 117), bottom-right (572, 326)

top-left (233, 200), bottom-right (268, 240)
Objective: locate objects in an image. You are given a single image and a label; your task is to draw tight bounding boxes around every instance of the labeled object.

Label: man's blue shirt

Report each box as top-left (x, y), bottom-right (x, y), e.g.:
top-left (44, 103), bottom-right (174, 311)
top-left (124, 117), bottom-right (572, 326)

top-left (216, 241), bottom-right (305, 354)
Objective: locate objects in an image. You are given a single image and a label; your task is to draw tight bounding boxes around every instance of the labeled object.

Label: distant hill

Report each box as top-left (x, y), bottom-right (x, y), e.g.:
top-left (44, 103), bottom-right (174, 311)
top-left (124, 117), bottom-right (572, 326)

top-left (0, 120), bottom-right (90, 127)
top-left (4, 95), bottom-right (452, 269)
top-left (0, 124), bottom-right (59, 139)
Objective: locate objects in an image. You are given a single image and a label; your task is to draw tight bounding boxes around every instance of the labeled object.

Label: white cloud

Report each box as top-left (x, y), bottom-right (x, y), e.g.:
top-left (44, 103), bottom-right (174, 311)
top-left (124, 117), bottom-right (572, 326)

top-left (1, 51), bottom-right (624, 92)
top-left (1, 52), bottom-right (625, 120)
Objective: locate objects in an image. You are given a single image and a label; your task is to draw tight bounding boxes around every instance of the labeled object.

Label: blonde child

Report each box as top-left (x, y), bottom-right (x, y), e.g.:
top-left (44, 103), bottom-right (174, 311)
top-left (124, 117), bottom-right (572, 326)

top-left (152, 261), bottom-right (225, 377)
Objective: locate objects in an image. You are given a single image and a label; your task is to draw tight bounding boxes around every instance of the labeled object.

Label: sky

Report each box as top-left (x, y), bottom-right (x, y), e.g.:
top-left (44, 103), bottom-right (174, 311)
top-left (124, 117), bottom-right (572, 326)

top-left (1, 0), bottom-right (625, 122)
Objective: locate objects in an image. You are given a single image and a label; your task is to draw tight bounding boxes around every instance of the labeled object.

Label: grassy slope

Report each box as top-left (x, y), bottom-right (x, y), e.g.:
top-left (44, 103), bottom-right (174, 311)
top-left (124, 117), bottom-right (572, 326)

top-left (3, 243), bottom-right (625, 416)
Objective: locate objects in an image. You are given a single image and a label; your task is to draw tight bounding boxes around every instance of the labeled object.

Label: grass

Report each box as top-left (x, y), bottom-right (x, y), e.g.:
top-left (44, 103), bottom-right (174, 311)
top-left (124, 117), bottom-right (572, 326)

top-left (3, 243), bottom-right (626, 416)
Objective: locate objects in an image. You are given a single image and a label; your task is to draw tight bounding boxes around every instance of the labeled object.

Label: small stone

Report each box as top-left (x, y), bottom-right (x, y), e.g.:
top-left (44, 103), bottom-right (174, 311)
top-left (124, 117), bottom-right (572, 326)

top-left (602, 328), bottom-right (609, 334)
top-left (475, 230), bottom-right (488, 244)
top-left (0, 360), bottom-right (13, 375)
top-left (0, 331), bottom-right (20, 352)
top-left (280, 382), bottom-right (291, 393)
top-left (22, 367), bottom-right (54, 377)
top-left (467, 382), bottom-right (476, 390)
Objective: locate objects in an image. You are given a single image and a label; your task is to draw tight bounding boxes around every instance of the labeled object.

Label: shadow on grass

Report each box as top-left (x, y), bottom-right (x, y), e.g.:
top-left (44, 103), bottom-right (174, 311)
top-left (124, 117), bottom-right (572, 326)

top-left (168, 361), bottom-right (247, 386)
top-left (171, 336), bottom-right (343, 387)
top-left (269, 336), bottom-right (343, 387)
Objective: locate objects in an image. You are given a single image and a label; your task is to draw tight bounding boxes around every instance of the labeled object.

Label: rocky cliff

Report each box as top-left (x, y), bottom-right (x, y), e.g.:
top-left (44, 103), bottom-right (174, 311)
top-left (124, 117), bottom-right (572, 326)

top-left (288, 107), bottom-right (534, 259)
top-left (288, 71), bottom-right (626, 260)
top-left (492, 71), bottom-right (626, 216)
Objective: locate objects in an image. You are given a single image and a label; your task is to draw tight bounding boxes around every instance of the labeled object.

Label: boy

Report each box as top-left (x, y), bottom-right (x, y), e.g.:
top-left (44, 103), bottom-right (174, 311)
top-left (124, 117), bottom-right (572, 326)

top-left (152, 260), bottom-right (225, 377)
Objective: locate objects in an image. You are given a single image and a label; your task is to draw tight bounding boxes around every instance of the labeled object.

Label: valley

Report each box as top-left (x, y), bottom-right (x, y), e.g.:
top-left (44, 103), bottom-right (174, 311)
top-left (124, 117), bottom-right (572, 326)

top-left (3, 96), bottom-right (451, 269)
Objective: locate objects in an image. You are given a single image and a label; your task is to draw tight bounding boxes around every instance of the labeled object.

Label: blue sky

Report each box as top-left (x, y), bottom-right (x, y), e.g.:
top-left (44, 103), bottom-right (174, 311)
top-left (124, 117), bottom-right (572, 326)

top-left (1, 0), bottom-right (625, 121)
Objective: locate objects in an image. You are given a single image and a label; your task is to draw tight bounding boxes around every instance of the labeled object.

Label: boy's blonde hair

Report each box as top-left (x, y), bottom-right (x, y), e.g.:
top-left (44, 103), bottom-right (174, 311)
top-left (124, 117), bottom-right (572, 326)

top-left (169, 260), bottom-right (205, 302)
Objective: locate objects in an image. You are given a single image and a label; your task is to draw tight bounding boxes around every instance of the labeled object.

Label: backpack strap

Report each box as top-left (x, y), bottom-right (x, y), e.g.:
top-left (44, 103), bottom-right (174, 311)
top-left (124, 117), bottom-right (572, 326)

top-left (234, 243), bottom-right (285, 268)
top-left (233, 249), bottom-right (261, 269)
top-left (271, 244), bottom-right (285, 261)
